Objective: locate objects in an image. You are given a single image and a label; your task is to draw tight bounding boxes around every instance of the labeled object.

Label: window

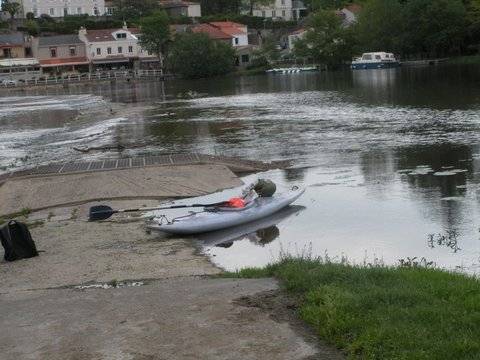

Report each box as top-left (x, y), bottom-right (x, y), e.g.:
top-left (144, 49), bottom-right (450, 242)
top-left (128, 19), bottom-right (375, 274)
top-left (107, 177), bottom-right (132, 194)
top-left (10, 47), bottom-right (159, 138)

top-left (128, 46), bottom-right (133, 53)
top-left (64, 7), bottom-right (68, 16)
top-left (272, 10), bottom-right (276, 17)
top-left (3, 48), bottom-right (12, 58)
top-left (107, 7), bottom-right (113, 15)
top-left (234, 37), bottom-right (239, 45)
top-left (77, 7), bottom-right (82, 14)
top-left (116, 33), bottom-right (127, 39)
top-left (281, 0), bottom-right (285, 4)
top-left (96, 48), bottom-right (101, 55)
top-left (363, 54), bottom-right (372, 60)
top-left (50, 48), bottom-right (57, 57)
top-left (261, 10), bottom-right (265, 17)
top-left (282, 10), bottom-right (286, 17)
top-left (241, 54), bottom-right (249, 63)
top-left (107, 47), bottom-right (112, 54)
top-left (94, 7), bottom-right (99, 15)
top-left (375, 55), bottom-right (381, 60)
top-left (69, 46), bottom-right (76, 56)
top-left (49, 8), bottom-right (55, 16)
top-left (33, 7), bottom-right (38, 17)
top-left (118, 46), bottom-right (123, 54)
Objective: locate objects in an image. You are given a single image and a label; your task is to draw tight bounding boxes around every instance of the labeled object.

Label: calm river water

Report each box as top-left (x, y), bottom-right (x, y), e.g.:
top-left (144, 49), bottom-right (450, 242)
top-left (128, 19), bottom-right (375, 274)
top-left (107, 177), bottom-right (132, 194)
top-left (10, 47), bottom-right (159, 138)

top-left (1, 65), bottom-right (480, 273)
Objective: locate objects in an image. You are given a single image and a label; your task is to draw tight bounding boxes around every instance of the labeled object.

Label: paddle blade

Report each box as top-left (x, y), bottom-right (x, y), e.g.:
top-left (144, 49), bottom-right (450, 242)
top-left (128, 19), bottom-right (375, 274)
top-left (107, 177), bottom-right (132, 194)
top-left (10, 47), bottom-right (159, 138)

top-left (89, 205), bottom-right (115, 221)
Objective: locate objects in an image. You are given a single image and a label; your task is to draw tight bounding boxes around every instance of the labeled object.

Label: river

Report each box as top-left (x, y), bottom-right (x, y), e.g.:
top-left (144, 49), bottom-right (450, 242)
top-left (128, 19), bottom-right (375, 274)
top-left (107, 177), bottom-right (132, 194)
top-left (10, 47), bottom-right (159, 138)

top-left (1, 64), bottom-right (480, 273)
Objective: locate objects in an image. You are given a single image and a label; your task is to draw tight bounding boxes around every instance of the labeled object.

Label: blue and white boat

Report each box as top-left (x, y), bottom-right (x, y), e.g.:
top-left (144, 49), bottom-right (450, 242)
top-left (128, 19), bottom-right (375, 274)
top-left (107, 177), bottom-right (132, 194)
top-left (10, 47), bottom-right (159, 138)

top-left (351, 52), bottom-right (400, 70)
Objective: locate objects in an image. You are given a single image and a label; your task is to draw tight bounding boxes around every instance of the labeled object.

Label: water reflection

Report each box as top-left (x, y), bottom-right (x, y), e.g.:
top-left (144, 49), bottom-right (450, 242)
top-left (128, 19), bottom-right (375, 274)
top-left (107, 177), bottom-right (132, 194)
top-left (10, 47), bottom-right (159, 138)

top-left (2, 65), bottom-right (480, 273)
top-left (197, 205), bottom-right (304, 248)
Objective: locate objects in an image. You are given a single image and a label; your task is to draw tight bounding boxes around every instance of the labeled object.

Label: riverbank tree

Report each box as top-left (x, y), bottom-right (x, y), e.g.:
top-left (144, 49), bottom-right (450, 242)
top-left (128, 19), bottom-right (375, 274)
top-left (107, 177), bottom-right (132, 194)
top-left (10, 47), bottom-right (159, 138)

top-left (293, 9), bottom-right (355, 67)
top-left (139, 11), bottom-right (171, 74)
top-left (168, 33), bottom-right (236, 79)
top-left (355, 0), bottom-right (470, 58)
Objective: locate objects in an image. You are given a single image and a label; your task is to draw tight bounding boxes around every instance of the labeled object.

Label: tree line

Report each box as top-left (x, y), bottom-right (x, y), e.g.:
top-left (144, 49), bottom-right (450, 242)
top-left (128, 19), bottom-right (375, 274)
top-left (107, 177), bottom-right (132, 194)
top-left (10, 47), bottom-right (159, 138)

top-left (295, 0), bottom-right (480, 65)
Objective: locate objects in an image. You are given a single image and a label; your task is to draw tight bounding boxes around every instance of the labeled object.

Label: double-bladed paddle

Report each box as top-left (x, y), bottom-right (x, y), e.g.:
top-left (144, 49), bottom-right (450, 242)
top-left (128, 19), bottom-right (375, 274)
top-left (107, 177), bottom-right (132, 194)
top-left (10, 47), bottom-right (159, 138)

top-left (88, 201), bottom-right (228, 222)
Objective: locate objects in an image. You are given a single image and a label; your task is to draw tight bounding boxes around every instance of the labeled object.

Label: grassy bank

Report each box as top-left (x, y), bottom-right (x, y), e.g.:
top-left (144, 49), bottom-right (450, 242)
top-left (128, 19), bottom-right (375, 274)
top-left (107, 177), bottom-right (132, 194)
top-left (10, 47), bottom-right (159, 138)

top-left (229, 259), bottom-right (480, 359)
top-left (447, 55), bottom-right (480, 65)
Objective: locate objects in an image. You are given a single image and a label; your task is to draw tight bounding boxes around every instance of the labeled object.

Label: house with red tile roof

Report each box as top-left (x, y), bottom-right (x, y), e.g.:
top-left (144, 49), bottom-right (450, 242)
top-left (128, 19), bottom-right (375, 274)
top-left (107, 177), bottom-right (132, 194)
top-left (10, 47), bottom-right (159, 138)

top-left (192, 22), bottom-right (249, 47)
top-left (78, 25), bottom-right (158, 70)
top-left (190, 22), bottom-right (255, 67)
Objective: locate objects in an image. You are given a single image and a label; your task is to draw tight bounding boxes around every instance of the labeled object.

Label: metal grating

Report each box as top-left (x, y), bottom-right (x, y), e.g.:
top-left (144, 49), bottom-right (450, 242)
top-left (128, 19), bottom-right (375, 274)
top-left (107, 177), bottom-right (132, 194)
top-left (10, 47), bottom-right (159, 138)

top-left (4, 154), bottom-right (286, 180)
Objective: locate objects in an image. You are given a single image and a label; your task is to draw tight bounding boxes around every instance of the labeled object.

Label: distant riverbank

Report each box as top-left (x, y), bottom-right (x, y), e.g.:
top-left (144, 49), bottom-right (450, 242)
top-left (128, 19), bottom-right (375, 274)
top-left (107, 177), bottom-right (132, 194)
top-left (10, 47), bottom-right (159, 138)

top-left (230, 258), bottom-right (480, 359)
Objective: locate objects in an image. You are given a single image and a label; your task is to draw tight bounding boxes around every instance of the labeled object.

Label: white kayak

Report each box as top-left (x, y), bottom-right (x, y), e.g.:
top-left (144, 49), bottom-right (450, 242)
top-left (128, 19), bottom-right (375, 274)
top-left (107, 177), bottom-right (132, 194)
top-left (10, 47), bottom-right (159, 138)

top-left (147, 187), bottom-right (305, 235)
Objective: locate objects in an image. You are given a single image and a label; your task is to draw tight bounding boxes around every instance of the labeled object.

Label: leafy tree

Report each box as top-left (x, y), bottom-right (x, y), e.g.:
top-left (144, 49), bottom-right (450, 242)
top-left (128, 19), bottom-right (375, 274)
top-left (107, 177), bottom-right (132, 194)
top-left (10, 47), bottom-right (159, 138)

top-left (294, 9), bottom-right (355, 67)
top-left (201, 0), bottom-right (242, 15)
top-left (139, 11), bottom-right (171, 74)
top-left (401, 0), bottom-right (467, 57)
top-left (24, 20), bottom-right (40, 36)
top-left (253, 35), bottom-right (280, 65)
top-left (1, 0), bottom-right (21, 29)
top-left (113, 0), bottom-right (157, 21)
top-left (304, 0), bottom-right (349, 10)
top-left (169, 32), bottom-right (236, 78)
top-left (355, 0), bottom-right (404, 55)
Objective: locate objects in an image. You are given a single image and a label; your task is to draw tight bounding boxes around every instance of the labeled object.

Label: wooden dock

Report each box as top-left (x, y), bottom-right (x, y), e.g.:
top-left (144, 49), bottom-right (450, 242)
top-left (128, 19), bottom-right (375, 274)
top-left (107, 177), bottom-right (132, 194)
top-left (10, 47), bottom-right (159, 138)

top-left (0, 153), bottom-right (290, 184)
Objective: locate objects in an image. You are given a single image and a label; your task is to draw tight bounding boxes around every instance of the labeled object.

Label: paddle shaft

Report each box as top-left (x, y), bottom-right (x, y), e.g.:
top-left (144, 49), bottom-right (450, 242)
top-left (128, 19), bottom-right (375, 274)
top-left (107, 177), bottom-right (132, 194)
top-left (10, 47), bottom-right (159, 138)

top-left (112, 203), bottom-right (224, 214)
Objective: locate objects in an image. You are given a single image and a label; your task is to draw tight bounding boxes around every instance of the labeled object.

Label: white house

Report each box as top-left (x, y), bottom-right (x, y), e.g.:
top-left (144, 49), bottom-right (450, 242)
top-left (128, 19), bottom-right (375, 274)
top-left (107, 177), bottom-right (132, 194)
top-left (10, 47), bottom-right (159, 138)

top-left (78, 25), bottom-right (158, 69)
top-left (338, 4), bottom-right (362, 27)
top-left (250, 0), bottom-right (306, 21)
top-left (13, 0), bottom-right (106, 18)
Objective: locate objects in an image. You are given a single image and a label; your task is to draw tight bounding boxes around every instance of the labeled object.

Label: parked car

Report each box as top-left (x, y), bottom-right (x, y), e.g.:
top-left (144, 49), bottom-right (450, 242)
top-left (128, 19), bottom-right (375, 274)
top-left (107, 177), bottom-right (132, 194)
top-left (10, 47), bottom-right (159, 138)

top-left (1, 79), bottom-right (17, 86)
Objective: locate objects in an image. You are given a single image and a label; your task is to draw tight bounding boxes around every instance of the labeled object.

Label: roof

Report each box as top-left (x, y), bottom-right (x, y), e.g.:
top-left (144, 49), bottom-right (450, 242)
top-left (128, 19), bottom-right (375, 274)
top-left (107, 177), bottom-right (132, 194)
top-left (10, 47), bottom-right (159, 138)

top-left (0, 32), bottom-right (25, 46)
top-left (39, 57), bottom-right (89, 67)
top-left (210, 22), bottom-right (247, 36)
top-left (192, 24), bottom-right (232, 40)
top-left (210, 21), bottom-right (245, 29)
top-left (290, 28), bottom-right (306, 35)
top-left (343, 3), bottom-right (362, 14)
top-left (84, 28), bottom-right (140, 42)
top-left (0, 58), bottom-right (39, 67)
top-left (38, 34), bottom-right (83, 47)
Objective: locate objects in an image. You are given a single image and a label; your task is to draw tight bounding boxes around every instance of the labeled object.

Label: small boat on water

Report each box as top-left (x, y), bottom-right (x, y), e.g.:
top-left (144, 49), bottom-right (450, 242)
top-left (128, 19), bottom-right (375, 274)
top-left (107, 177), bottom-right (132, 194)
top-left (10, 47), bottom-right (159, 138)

top-left (266, 67), bottom-right (318, 74)
top-left (351, 52), bottom-right (400, 70)
top-left (147, 187), bottom-right (305, 235)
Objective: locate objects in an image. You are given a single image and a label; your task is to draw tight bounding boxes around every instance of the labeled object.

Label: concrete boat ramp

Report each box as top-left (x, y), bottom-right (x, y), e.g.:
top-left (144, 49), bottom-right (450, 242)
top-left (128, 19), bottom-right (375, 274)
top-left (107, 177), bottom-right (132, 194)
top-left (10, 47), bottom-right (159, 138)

top-left (0, 153), bottom-right (289, 216)
top-left (0, 154), bottom-right (343, 359)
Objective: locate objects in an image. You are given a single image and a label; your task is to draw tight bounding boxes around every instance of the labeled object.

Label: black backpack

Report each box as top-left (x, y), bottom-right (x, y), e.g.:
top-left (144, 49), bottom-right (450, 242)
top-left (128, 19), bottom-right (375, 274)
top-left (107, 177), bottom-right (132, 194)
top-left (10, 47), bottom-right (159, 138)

top-left (0, 220), bottom-right (38, 262)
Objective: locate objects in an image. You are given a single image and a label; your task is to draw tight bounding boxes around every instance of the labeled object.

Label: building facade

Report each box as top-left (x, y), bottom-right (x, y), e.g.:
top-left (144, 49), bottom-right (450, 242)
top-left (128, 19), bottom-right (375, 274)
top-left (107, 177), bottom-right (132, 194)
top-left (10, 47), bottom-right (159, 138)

top-left (0, 32), bottom-right (31, 58)
top-left (33, 34), bottom-right (88, 74)
top-left (159, 1), bottom-right (201, 18)
top-left (78, 25), bottom-right (158, 69)
top-left (14, 0), bottom-right (106, 18)
top-left (251, 0), bottom-right (306, 21)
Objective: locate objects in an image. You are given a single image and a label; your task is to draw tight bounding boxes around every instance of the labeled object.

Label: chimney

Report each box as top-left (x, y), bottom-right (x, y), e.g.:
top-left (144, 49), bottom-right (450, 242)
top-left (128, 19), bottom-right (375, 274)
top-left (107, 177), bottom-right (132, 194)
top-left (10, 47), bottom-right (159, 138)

top-left (78, 26), bottom-right (87, 42)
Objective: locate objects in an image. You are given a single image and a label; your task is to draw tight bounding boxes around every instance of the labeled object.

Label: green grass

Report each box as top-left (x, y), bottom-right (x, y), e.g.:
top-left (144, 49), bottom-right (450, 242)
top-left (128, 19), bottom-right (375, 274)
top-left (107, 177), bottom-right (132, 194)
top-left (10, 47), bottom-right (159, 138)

top-left (447, 55), bottom-right (480, 65)
top-left (228, 259), bottom-right (480, 360)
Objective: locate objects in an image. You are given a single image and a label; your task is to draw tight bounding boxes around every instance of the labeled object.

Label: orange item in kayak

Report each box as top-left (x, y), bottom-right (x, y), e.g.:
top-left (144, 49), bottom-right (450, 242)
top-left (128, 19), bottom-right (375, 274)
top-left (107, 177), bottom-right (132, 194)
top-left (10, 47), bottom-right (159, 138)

top-left (227, 197), bottom-right (246, 208)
